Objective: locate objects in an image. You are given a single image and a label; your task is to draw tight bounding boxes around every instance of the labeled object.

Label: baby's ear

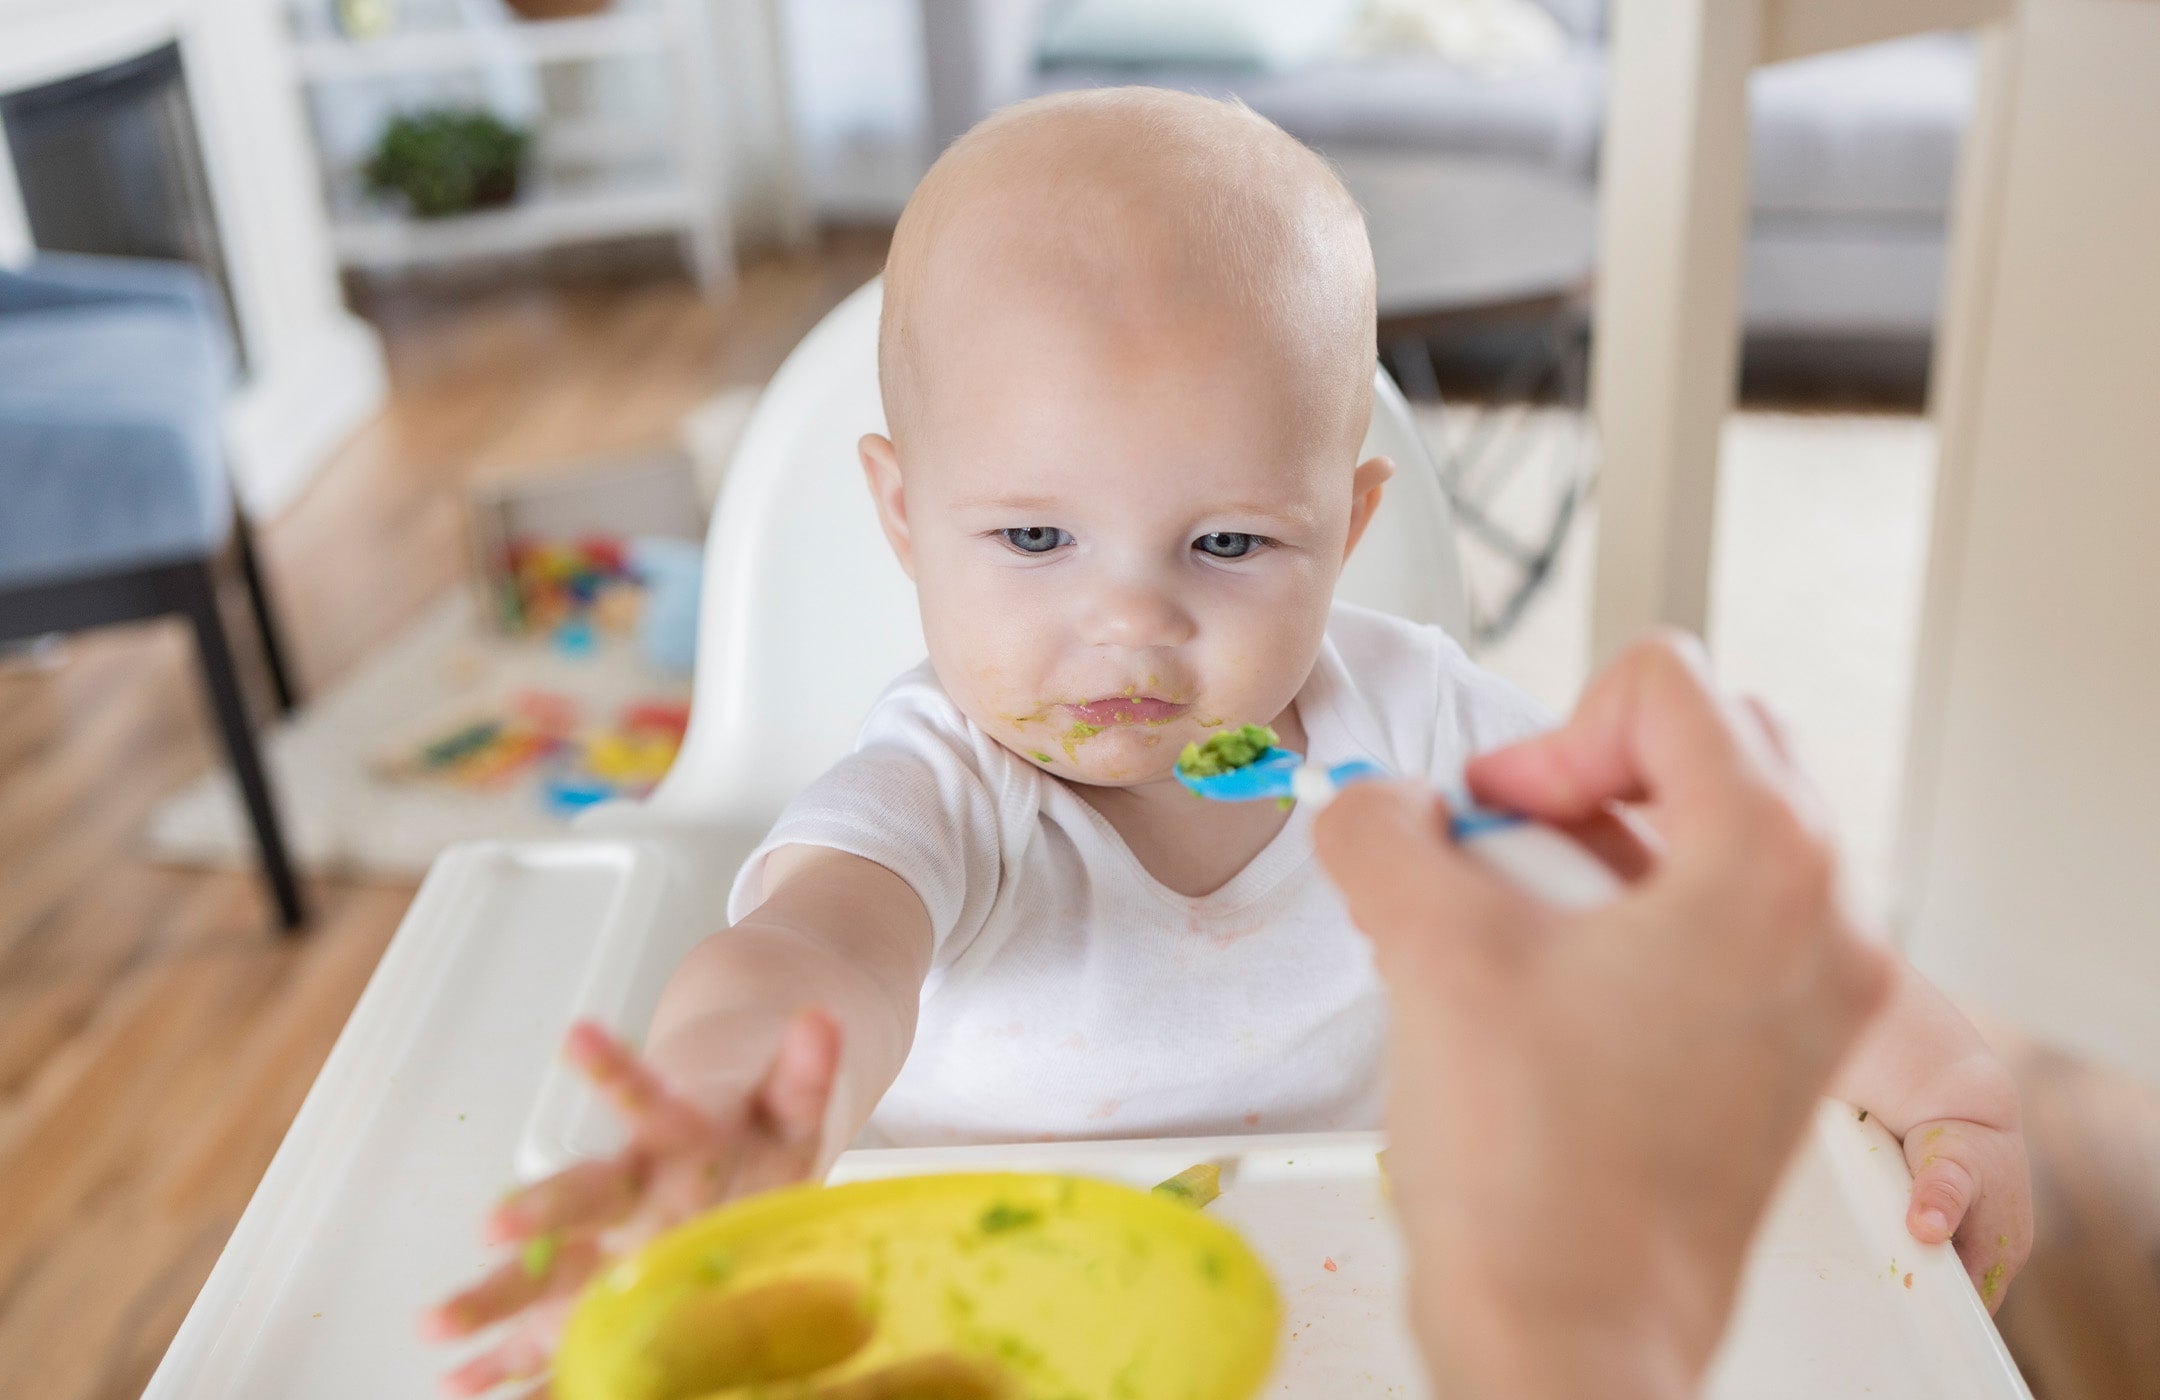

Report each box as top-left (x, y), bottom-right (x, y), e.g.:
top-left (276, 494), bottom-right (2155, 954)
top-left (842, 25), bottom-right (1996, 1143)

top-left (859, 433), bottom-right (916, 579)
top-left (1343, 455), bottom-right (1395, 561)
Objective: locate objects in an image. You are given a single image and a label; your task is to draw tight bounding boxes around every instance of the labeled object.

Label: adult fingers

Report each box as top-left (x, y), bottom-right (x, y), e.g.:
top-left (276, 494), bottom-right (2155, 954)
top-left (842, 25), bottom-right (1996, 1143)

top-left (1555, 806), bottom-right (1660, 884)
top-left (1465, 631), bottom-right (1759, 841)
top-left (1741, 695), bottom-right (1797, 769)
top-left (728, 1009), bottom-right (845, 1200)
top-left (421, 1233), bottom-right (601, 1341)
top-left (486, 1156), bottom-right (642, 1244)
top-left (1735, 693), bottom-right (1844, 850)
top-left (1314, 782), bottom-right (1543, 974)
top-left (1830, 936), bottom-right (1899, 1053)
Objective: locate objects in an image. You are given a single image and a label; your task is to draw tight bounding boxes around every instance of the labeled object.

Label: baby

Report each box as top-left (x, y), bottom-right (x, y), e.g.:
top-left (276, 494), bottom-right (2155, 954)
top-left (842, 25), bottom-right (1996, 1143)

top-left (425, 88), bottom-right (2030, 1390)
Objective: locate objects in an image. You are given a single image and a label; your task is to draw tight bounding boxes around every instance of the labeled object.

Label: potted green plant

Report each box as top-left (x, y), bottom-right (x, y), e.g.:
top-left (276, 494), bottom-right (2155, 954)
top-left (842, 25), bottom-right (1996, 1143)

top-left (364, 109), bottom-right (532, 219)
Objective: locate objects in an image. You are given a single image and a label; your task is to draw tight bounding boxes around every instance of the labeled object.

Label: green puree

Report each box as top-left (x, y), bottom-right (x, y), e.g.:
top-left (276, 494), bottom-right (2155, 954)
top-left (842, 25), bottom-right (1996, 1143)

top-left (1177, 724), bottom-right (1279, 779)
top-left (521, 1231), bottom-right (561, 1279)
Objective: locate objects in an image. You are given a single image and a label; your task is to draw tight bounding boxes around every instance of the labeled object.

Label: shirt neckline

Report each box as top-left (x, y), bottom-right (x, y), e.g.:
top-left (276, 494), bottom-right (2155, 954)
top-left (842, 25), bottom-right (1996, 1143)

top-left (1040, 624), bottom-right (1380, 915)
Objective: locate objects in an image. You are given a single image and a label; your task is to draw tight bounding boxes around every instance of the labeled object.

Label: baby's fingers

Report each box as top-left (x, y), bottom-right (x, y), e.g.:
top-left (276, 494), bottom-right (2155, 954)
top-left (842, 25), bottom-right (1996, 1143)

top-left (1911, 1120), bottom-right (2032, 1312)
top-left (421, 1234), bottom-right (601, 1343)
top-left (727, 1010), bottom-right (844, 1199)
top-left (1904, 1123), bottom-right (1977, 1246)
top-left (762, 1009), bottom-right (843, 1144)
top-left (487, 1157), bottom-right (642, 1245)
top-left (442, 1321), bottom-right (556, 1399)
top-left (1955, 1180), bottom-right (2033, 1314)
top-left (1902, 1119), bottom-right (2035, 1313)
top-left (565, 1020), bottom-right (708, 1146)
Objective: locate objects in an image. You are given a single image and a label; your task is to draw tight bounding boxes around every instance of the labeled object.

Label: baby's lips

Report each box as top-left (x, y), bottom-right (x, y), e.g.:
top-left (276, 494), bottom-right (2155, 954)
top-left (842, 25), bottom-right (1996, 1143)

top-left (1065, 697), bottom-right (1190, 725)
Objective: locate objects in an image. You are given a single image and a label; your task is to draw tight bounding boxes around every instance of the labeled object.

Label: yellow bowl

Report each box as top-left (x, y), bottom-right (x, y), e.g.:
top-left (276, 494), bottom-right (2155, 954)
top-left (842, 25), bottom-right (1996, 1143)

top-left (553, 1172), bottom-right (1280, 1400)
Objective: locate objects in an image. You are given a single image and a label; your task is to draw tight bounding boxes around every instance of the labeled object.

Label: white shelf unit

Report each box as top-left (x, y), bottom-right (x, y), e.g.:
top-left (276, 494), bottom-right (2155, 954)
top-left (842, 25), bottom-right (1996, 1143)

top-left (289, 1), bottom-right (735, 293)
top-left (331, 178), bottom-right (692, 266)
top-left (292, 11), bottom-right (667, 77)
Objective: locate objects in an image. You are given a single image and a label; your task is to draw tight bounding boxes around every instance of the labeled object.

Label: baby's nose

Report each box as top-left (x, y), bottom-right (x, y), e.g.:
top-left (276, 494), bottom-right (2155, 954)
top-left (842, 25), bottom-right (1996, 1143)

top-left (1079, 578), bottom-right (1197, 651)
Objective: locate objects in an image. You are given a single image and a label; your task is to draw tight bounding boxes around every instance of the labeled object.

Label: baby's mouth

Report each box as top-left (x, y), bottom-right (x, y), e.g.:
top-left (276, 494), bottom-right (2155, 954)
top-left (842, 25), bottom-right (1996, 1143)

top-left (1063, 697), bottom-right (1190, 727)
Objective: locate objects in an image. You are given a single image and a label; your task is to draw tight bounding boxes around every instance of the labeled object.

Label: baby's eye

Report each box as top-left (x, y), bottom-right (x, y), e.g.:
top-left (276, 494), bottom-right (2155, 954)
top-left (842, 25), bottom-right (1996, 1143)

top-left (1194, 532), bottom-right (1264, 559)
top-left (999, 527), bottom-right (1071, 555)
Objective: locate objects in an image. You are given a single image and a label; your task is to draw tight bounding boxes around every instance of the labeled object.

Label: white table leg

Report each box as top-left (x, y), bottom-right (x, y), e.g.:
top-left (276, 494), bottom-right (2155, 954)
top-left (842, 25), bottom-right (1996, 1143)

top-left (1587, 0), bottom-right (1763, 661)
top-left (1896, 0), bottom-right (2160, 1080)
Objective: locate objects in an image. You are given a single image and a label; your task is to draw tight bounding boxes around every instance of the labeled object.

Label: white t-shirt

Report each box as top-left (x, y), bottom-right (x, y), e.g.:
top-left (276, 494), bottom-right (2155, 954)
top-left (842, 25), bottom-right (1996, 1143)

top-left (726, 602), bottom-right (1549, 1148)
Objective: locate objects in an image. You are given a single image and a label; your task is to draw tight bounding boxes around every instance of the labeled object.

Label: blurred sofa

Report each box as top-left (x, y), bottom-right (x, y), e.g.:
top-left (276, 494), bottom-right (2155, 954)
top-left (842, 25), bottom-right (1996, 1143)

top-left (918, 0), bottom-right (1975, 343)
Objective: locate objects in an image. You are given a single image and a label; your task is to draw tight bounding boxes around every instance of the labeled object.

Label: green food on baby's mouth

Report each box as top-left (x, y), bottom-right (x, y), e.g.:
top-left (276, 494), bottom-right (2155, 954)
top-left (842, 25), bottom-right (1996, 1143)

top-left (1060, 721), bottom-right (1101, 763)
top-left (1177, 724), bottom-right (1280, 778)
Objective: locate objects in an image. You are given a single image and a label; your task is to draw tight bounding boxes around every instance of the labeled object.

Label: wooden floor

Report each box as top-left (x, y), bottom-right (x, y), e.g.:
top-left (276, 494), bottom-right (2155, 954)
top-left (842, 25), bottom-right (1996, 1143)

top-left (1, 234), bottom-right (2155, 1399)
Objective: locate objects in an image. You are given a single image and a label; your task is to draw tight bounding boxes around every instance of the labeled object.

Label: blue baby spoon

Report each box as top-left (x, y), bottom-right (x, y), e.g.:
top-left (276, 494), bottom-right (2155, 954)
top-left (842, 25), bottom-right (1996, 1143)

top-left (1175, 729), bottom-right (1620, 910)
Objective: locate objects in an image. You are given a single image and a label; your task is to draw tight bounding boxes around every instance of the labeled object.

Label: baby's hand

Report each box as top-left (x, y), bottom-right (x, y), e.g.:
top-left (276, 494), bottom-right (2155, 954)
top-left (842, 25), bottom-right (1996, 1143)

top-left (420, 1012), bottom-right (841, 1397)
top-left (1899, 1110), bottom-right (2032, 1312)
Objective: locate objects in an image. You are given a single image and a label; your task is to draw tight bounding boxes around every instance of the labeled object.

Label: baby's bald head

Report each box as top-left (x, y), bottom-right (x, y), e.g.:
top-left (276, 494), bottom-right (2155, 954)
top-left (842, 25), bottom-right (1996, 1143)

top-left (878, 87), bottom-right (1375, 457)
top-left (857, 90), bottom-right (1396, 791)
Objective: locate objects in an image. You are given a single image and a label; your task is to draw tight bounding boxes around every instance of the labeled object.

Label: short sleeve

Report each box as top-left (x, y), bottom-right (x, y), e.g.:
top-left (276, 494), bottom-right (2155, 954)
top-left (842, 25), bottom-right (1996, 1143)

top-left (724, 676), bottom-right (1009, 963)
top-left (1428, 628), bottom-right (1555, 785)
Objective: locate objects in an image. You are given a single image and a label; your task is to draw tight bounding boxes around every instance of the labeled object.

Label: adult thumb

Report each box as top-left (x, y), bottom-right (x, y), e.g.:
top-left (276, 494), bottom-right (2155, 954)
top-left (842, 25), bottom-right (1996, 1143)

top-left (1314, 781), bottom-right (1543, 975)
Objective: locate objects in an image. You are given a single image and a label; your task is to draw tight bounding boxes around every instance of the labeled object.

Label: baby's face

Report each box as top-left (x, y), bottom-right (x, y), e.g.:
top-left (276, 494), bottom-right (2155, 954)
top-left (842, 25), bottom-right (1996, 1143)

top-left (865, 308), bottom-right (1386, 787)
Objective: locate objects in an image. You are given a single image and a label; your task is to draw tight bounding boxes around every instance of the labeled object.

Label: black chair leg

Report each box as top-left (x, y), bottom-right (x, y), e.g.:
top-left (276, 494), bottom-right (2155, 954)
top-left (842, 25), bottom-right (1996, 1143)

top-left (232, 511), bottom-right (300, 716)
top-left (177, 562), bottom-right (307, 932)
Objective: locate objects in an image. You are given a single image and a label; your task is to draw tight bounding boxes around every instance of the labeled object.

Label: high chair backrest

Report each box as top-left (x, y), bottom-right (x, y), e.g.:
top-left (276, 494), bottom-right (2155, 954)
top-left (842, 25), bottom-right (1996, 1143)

top-left (650, 278), bottom-right (1468, 824)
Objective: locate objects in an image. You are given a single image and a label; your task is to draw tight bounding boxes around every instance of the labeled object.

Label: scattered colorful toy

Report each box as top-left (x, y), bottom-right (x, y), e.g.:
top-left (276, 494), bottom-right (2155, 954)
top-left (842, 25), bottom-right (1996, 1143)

top-left (539, 698), bottom-right (691, 816)
top-left (499, 534), bottom-right (643, 639)
top-left (384, 692), bottom-right (690, 815)
top-left (382, 689), bottom-right (579, 790)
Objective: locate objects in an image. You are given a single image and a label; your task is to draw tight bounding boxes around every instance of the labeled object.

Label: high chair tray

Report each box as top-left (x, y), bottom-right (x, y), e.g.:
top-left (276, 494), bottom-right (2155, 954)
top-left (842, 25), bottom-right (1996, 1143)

top-left (142, 837), bottom-right (2031, 1398)
top-left (829, 1117), bottom-right (2030, 1400)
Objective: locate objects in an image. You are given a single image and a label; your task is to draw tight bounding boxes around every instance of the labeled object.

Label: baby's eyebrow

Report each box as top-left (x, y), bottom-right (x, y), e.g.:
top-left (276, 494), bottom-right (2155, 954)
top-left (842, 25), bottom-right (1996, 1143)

top-left (1208, 502), bottom-right (1318, 529)
top-left (952, 493), bottom-right (1065, 513)
top-left (950, 494), bottom-right (1316, 529)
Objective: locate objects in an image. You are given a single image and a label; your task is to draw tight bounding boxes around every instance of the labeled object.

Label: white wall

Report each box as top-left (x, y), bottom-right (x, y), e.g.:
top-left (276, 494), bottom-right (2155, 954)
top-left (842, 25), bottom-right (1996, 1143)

top-left (779, 0), bottom-right (926, 219)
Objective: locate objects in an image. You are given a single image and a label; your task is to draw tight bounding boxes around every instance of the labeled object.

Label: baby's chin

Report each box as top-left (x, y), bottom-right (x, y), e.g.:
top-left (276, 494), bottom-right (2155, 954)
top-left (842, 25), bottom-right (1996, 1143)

top-left (1003, 721), bottom-right (1185, 787)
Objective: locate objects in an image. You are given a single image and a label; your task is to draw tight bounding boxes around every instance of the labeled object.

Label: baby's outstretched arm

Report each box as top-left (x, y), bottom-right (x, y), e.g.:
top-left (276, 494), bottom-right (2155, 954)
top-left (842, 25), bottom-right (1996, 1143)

top-left (644, 843), bottom-right (935, 1173)
top-left (421, 846), bottom-right (931, 1394)
top-left (1832, 955), bottom-right (2031, 1310)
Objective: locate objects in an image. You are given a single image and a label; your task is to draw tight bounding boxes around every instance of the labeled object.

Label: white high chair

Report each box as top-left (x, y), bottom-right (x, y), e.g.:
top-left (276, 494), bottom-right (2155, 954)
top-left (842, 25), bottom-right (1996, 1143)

top-left (147, 281), bottom-right (2031, 1400)
top-left (526, 275), bottom-right (1472, 1171)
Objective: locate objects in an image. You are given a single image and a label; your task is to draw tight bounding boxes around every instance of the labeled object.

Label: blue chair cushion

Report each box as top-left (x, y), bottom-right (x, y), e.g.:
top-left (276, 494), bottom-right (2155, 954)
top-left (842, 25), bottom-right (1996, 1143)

top-left (0, 301), bottom-right (233, 591)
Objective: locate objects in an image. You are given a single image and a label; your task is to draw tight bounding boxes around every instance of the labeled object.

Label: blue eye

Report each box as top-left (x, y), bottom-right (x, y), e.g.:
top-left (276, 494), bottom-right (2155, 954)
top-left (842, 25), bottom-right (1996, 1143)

top-left (1000, 527), bottom-right (1071, 555)
top-left (1195, 532), bottom-right (1262, 559)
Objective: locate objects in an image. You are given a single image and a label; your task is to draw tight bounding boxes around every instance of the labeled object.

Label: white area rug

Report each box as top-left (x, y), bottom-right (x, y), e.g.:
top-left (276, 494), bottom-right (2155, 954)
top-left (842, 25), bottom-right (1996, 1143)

top-left (150, 398), bottom-right (1933, 910)
top-left (146, 595), bottom-right (692, 879)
